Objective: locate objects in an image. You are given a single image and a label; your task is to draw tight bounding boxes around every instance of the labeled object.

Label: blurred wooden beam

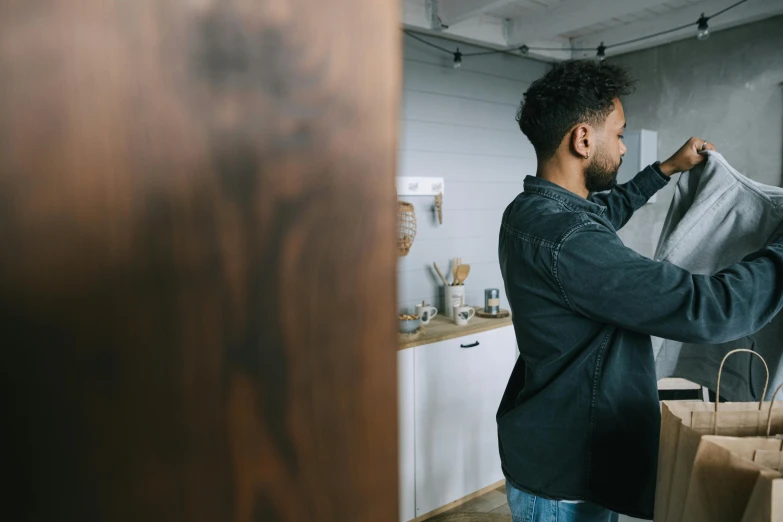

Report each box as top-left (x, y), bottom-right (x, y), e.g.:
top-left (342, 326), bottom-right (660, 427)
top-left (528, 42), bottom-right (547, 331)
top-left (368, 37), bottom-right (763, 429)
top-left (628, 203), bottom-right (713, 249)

top-left (0, 0), bottom-right (400, 520)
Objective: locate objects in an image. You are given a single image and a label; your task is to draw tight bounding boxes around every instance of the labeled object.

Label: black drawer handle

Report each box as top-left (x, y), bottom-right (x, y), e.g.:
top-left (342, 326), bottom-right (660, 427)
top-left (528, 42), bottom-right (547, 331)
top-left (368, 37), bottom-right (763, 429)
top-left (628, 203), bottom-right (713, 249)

top-left (460, 341), bottom-right (480, 348)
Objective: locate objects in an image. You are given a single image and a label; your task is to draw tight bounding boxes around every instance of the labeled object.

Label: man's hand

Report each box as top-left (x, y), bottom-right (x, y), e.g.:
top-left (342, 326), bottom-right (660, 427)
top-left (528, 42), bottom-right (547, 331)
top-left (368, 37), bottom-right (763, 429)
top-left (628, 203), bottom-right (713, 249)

top-left (659, 137), bottom-right (716, 177)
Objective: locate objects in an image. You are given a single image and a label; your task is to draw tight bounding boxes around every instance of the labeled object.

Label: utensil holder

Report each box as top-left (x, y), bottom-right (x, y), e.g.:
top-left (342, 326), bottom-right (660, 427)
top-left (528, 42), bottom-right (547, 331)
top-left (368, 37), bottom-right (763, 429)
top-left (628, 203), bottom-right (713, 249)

top-left (444, 285), bottom-right (466, 318)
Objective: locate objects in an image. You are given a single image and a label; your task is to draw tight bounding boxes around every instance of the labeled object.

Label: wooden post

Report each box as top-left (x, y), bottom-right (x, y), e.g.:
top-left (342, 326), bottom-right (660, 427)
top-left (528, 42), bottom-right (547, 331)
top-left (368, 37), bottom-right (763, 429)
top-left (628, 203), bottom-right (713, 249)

top-left (0, 1), bottom-right (400, 521)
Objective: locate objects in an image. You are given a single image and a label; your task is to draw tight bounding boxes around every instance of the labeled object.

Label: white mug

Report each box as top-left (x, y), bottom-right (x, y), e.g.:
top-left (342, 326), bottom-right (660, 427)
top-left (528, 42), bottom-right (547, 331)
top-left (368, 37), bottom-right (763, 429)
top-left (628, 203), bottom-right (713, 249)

top-left (415, 304), bottom-right (438, 325)
top-left (453, 305), bottom-right (475, 326)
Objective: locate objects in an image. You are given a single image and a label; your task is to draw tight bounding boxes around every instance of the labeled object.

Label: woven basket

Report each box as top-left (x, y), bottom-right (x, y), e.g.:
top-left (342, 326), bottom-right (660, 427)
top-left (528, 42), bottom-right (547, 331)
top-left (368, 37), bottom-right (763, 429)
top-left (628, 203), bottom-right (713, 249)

top-left (398, 201), bottom-right (416, 256)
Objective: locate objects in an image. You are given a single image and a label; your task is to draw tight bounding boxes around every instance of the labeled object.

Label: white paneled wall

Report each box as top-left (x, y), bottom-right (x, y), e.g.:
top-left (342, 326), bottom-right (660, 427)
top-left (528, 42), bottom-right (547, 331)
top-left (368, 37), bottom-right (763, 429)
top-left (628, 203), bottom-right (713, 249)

top-left (397, 35), bottom-right (549, 313)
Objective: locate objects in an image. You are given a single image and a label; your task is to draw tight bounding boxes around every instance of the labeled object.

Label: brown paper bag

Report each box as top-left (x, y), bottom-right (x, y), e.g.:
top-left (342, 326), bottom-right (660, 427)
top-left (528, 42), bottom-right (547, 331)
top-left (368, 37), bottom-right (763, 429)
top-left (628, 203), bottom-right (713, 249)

top-left (741, 469), bottom-right (783, 522)
top-left (744, 436), bottom-right (783, 521)
top-left (655, 349), bottom-right (783, 522)
top-left (681, 435), bottom-right (783, 522)
top-left (754, 449), bottom-right (783, 471)
top-left (659, 401), bottom-right (783, 522)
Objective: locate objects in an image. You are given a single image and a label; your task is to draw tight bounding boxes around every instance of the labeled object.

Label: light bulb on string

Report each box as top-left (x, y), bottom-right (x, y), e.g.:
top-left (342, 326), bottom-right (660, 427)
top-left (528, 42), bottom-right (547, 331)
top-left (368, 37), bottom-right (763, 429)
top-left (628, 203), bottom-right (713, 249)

top-left (403, 0), bottom-right (755, 68)
top-left (596, 42), bottom-right (606, 62)
top-left (697, 13), bottom-right (710, 40)
top-left (453, 48), bottom-right (463, 69)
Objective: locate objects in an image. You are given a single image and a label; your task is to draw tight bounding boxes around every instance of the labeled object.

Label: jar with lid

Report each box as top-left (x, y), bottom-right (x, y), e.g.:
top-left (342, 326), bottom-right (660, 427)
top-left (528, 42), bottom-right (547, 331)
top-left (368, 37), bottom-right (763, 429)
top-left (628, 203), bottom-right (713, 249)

top-left (484, 288), bottom-right (500, 315)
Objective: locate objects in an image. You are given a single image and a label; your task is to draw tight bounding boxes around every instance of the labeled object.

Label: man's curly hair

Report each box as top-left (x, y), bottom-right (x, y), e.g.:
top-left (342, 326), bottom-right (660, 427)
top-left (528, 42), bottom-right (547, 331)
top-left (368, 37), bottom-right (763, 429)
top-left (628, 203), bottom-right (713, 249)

top-left (517, 60), bottom-right (636, 160)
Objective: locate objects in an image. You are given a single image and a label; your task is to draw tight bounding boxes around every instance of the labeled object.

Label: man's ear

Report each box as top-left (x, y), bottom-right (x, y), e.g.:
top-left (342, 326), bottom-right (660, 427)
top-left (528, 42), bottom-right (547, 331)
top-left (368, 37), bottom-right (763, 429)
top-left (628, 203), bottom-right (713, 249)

top-left (570, 124), bottom-right (593, 159)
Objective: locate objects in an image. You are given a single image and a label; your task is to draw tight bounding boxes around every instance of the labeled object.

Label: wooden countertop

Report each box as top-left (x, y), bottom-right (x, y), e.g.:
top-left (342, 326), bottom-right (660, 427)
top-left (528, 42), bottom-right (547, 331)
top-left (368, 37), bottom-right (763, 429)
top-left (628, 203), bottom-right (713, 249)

top-left (398, 312), bottom-right (513, 350)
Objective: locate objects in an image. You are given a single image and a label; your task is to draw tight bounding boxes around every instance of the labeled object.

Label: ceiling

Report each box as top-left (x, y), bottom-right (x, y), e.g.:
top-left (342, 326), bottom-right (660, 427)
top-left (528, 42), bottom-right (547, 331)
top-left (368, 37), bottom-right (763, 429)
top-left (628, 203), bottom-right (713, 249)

top-left (402, 0), bottom-right (783, 61)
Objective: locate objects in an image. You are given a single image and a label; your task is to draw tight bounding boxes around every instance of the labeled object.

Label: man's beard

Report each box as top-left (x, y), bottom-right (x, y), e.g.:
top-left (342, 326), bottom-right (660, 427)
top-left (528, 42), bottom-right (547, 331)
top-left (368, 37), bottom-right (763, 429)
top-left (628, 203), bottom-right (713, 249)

top-left (585, 147), bottom-right (622, 193)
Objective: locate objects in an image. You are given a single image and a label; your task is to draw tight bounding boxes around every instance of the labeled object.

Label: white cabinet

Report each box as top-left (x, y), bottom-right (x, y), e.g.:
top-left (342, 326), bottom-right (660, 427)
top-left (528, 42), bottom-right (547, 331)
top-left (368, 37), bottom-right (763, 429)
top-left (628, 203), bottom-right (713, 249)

top-left (398, 348), bottom-right (416, 522)
top-left (412, 326), bottom-right (517, 517)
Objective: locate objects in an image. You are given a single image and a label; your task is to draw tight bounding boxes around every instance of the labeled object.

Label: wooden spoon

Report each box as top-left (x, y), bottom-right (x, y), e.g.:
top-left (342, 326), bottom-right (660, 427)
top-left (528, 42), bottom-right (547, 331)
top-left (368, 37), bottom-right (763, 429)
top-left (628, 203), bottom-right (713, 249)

top-left (455, 263), bottom-right (470, 285)
top-left (433, 262), bottom-right (449, 286)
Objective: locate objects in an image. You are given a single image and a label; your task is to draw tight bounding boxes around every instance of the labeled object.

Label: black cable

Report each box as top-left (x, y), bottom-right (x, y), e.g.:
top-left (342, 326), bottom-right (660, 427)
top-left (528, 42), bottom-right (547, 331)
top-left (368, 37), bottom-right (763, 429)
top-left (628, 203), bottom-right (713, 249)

top-left (606, 19), bottom-right (697, 49)
top-left (458, 45), bottom-right (594, 57)
top-left (403, 30), bottom-right (454, 54)
top-left (405, 28), bottom-right (580, 57)
top-left (608, 0), bottom-right (752, 49)
top-left (463, 46), bottom-right (588, 57)
top-left (527, 46), bottom-right (594, 51)
top-left (710, 0), bottom-right (750, 19)
top-left (405, 31), bottom-right (604, 57)
top-left (462, 48), bottom-right (510, 56)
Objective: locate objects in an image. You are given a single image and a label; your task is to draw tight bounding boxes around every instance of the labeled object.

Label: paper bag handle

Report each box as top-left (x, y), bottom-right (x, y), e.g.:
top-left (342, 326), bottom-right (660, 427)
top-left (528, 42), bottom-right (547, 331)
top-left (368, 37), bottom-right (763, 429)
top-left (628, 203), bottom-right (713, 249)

top-left (715, 349), bottom-right (769, 413)
top-left (766, 381), bottom-right (783, 436)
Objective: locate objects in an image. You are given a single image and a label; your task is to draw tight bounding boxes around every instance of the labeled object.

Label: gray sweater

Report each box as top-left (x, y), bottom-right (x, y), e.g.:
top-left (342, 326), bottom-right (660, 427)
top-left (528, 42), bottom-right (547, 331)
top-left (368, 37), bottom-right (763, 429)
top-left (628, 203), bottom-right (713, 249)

top-left (654, 151), bottom-right (783, 401)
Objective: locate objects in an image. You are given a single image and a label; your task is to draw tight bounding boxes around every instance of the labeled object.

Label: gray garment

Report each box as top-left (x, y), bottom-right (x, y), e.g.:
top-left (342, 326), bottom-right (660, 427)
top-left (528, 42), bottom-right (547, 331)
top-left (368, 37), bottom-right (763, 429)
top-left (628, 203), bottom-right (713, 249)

top-left (654, 151), bottom-right (783, 401)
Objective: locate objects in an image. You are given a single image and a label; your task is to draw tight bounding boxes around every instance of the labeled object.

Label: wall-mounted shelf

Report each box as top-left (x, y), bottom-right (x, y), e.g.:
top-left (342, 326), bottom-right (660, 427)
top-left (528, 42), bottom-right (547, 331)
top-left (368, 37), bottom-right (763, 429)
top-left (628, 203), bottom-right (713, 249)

top-left (396, 177), bottom-right (445, 197)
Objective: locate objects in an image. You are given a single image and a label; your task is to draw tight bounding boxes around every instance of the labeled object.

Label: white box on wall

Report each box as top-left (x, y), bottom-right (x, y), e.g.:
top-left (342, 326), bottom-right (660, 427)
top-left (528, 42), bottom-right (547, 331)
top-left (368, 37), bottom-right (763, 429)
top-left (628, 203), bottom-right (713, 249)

top-left (617, 129), bottom-right (658, 204)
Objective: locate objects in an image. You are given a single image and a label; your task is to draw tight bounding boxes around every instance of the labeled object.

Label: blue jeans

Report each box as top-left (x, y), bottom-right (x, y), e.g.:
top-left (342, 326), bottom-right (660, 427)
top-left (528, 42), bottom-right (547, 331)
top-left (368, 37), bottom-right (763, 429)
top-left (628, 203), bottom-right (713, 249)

top-left (507, 482), bottom-right (619, 522)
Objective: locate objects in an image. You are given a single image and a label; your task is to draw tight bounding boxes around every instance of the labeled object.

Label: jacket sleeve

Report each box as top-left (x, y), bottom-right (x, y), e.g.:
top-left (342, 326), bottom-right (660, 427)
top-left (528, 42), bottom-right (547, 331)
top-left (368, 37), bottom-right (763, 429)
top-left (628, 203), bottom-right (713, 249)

top-left (555, 221), bottom-right (783, 344)
top-left (589, 164), bottom-right (669, 231)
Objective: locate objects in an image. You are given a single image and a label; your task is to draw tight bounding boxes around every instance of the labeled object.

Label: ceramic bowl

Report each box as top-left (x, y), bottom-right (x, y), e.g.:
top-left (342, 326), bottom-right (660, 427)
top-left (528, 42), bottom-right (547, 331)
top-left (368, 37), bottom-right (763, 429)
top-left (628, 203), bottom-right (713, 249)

top-left (398, 317), bottom-right (421, 333)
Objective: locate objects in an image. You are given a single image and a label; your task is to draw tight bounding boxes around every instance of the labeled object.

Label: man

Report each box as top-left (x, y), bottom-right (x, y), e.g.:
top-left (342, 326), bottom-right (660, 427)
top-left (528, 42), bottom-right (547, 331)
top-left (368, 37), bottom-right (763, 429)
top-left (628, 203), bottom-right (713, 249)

top-left (498, 59), bottom-right (783, 521)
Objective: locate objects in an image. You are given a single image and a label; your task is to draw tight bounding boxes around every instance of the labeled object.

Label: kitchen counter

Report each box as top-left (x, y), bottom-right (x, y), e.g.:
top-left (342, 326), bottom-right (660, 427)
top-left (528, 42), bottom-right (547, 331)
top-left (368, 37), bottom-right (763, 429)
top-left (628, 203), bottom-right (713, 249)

top-left (398, 312), bottom-right (513, 350)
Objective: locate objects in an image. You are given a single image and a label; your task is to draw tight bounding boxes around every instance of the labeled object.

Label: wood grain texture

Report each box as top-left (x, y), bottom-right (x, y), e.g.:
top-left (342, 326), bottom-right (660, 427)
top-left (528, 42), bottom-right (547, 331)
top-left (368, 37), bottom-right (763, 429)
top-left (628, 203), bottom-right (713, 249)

top-left (0, 1), bottom-right (400, 521)
top-left (398, 315), bottom-right (513, 350)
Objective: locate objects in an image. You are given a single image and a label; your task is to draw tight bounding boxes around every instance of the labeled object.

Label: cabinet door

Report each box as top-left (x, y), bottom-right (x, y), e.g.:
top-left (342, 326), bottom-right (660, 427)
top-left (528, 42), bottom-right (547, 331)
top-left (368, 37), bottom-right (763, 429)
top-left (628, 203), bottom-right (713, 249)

top-left (414, 326), bottom-right (517, 516)
top-left (398, 348), bottom-right (415, 522)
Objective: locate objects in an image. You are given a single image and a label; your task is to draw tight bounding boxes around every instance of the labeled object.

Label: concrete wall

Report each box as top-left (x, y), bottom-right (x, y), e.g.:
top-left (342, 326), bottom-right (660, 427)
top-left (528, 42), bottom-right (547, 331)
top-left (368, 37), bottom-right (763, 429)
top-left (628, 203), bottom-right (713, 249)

top-left (397, 35), bottom-right (549, 313)
top-left (610, 15), bottom-right (783, 258)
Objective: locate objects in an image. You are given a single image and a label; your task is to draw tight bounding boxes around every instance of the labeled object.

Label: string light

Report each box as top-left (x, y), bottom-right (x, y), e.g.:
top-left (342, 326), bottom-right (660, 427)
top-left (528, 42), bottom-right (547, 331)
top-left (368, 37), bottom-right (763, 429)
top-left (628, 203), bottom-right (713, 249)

top-left (453, 48), bottom-right (463, 69)
top-left (596, 42), bottom-right (606, 62)
top-left (403, 0), bottom-right (750, 66)
top-left (697, 14), bottom-right (711, 40)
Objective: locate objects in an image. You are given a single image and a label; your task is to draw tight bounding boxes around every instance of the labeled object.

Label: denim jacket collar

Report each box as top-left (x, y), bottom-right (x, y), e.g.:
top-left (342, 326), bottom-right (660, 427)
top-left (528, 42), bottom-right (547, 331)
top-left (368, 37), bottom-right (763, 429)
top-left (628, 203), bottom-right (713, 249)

top-left (523, 175), bottom-right (607, 216)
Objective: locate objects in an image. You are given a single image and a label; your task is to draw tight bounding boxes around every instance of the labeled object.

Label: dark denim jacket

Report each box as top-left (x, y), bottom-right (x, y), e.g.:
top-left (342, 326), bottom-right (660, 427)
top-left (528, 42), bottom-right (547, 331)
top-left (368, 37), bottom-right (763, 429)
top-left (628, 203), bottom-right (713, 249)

top-left (497, 165), bottom-right (783, 519)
